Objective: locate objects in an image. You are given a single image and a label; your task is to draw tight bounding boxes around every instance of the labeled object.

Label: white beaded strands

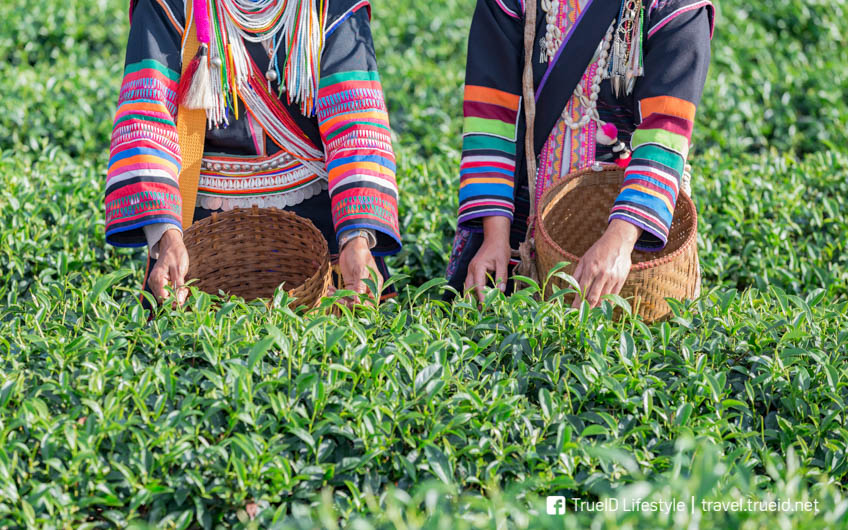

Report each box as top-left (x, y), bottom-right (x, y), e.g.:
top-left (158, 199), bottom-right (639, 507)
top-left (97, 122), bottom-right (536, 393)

top-left (538, 0), bottom-right (639, 163)
top-left (206, 0), bottom-right (327, 121)
top-left (203, 0), bottom-right (327, 175)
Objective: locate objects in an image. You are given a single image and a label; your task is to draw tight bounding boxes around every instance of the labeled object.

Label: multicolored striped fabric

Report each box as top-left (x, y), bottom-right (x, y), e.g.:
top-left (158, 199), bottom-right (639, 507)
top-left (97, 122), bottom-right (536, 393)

top-left (105, 58), bottom-right (183, 247)
top-left (457, 85), bottom-right (522, 228)
top-left (317, 70), bottom-right (401, 251)
top-left (106, 0), bottom-right (402, 256)
top-left (609, 95), bottom-right (697, 251)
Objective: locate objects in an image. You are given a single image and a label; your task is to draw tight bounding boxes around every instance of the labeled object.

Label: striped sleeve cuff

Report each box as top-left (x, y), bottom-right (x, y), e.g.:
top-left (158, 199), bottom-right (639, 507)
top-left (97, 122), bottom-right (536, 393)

top-left (318, 71), bottom-right (402, 256)
top-left (457, 85), bottom-right (520, 230)
top-left (611, 95), bottom-right (695, 251)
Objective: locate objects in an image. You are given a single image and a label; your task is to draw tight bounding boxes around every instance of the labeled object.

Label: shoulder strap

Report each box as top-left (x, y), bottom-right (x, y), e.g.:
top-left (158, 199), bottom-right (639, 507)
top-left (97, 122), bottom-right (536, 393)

top-left (176, 0), bottom-right (206, 229)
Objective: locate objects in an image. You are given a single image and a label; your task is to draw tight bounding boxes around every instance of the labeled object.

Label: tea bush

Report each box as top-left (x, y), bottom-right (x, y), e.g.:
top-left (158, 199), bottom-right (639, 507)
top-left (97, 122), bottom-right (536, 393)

top-left (1, 0), bottom-right (846, 527)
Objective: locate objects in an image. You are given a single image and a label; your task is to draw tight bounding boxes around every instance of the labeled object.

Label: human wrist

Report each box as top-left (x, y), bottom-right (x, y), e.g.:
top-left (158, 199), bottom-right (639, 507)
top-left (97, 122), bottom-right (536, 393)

top-left (482, 215), bottom-right (511, 244)
top-left (339, 228), bottom-right (376, 251)
top-left (608, 219), bottom-right (641, 247)
top-left (159, 228), bottom-right (183, 249)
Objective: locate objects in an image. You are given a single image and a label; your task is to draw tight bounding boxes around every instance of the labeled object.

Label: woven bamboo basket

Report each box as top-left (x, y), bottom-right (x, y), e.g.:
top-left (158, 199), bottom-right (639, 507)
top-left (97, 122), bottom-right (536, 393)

top-left (182, 206), bottom-right (331, 308)
top-left (535, 166), bottom-right (699, 322)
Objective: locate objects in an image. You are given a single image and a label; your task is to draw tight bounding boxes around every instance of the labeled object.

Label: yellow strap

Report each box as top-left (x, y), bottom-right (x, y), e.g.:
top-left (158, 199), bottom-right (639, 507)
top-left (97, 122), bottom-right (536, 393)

top-left (176, 0), bottom-right (206, 229)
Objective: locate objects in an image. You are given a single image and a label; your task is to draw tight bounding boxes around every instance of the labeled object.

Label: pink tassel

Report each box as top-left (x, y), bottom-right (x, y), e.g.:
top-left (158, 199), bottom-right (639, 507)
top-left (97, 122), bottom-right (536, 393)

top-left (595, 122), bottom-right (619, 146)
top-left (193, 0), bottom-right (211, 44)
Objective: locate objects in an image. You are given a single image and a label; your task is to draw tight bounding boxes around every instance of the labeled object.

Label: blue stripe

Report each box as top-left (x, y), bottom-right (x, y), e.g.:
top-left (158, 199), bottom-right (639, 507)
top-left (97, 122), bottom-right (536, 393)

top-left (326, 154), bottom-right (396, 173)
top-left (108, 147), bottom-right (179, 168)
top-left (615, 189), bottom-right (674, 225)
top-left (459, 183), bottom-right (514, 202)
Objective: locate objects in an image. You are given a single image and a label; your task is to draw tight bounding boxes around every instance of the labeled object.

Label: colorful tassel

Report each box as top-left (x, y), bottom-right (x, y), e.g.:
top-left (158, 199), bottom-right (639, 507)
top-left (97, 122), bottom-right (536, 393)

top-left (180, 44), bottom-right (215, 111)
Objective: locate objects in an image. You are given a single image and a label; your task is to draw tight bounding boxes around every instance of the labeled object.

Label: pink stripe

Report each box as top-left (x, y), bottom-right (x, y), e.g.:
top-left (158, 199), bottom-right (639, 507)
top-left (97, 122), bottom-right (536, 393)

top-left (624, 167), bottom-right (679, 189)
top-left (648, 1), bottom-right (715, 39)
top-left (246, 113), bottom-right (263, 156)
top-left (638, 113), bottom-right (694, 139)
top-left (460, 160), bottom-right (515, 171)
top-left (459, 200), bottom-right (514, 209)
top-left (494, 0), bottom-right (520, 18)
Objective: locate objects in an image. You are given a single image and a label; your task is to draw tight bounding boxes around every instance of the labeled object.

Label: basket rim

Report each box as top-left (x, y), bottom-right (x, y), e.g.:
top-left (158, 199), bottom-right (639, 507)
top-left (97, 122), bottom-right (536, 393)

top-left (535, 165), bottom-right (698, 272)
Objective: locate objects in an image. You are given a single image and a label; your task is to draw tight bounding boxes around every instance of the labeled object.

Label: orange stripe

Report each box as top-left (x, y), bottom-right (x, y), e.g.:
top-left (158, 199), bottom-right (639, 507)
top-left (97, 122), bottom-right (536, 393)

top-left (320, 110), bottom-right (388, 129)
top-left (328, 162), bottom-right (394, 181)
top-left (639, 96), bottom-right (696, 122)
top-left (153, 0), bottom-right (183, 36)
top-left (459, 177), bottom-right (513, 186)
top-left (116, 101), bottom-right (172, 115)
top-left (464, 85), bottom-right (521, 110)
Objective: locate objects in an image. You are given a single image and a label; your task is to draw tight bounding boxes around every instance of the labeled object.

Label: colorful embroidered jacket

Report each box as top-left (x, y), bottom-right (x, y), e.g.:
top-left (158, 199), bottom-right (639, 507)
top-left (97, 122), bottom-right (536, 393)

top-left (105, 0), bottom-right (401, 256)
top-left (457, 0), bottom-right (714, 251)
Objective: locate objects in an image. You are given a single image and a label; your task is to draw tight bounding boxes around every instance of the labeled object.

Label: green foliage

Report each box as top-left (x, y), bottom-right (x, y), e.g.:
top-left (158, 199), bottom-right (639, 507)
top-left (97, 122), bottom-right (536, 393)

top-left (1, 0), bottom-right (847, 527)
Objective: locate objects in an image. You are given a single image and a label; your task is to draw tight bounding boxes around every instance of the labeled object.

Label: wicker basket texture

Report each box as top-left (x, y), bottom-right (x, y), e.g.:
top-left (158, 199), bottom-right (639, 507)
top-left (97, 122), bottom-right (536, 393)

top-left (535, 166), bottom-right (699, 322)
top-left (182, 206), bottom-right (331, 309)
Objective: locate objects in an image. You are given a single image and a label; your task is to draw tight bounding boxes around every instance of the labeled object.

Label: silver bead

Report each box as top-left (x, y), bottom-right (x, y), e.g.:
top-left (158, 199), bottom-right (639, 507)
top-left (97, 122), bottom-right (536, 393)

top-left (266, 70), bottom-right (278, 82)
top-left (211, 57), bottom-right (223, 68)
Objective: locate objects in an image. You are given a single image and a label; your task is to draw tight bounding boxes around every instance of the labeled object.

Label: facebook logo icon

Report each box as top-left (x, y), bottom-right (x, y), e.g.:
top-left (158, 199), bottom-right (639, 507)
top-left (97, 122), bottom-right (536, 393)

top-left (547, 496), bottom-right (567, 515)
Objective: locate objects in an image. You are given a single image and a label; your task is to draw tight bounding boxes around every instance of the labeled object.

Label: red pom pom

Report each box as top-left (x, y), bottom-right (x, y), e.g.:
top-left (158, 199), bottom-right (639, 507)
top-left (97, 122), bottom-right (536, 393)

top-left (615, 155), bottom-right (631, 168)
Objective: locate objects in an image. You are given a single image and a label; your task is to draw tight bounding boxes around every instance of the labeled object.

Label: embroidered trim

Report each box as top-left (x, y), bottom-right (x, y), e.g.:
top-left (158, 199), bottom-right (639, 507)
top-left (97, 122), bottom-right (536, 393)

top-left (197, 150), bottom-right (325, 199)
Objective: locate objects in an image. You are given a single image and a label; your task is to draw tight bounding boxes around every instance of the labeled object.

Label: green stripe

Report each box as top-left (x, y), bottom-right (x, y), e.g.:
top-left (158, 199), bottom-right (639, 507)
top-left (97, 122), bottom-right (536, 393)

top-left (631, 144), bottom-right (685, 174)
top-left (320, 70), bottom-right (381, 88)
top-left (324, 120), bottom-right (391, 141)
top-left (631, 128), bottom-right (689, 157)
top-left (462, 134), bottom-right (516, 155)
top-left (463, 117), bottom-right (516, 141)
top-left (114, 114), bottom-right (176, 127)
top-left (124, 59), bottom-right (180, 81)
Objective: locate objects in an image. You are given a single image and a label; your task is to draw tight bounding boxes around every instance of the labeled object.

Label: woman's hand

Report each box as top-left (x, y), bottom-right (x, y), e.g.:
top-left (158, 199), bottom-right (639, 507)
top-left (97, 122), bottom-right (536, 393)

top-left (338, 236), bottom-right (383, 304)
top-left (149, 228), bottom-right (190, 306)
top-left (572, 219), bottom-right (641, 308)
top-left (465, 216), bottom-right (511, 303)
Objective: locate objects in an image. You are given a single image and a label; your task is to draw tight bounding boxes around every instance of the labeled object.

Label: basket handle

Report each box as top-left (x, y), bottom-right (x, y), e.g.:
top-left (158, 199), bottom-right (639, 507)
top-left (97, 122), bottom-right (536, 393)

top-left (175, 0), bottom-right (206, 230)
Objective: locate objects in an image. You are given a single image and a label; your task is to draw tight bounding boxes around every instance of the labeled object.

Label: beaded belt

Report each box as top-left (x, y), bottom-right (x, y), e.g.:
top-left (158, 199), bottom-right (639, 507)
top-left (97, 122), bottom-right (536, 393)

top-left (197, 150), bottom-right (327, 210)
